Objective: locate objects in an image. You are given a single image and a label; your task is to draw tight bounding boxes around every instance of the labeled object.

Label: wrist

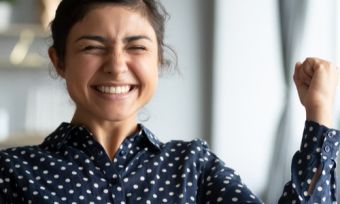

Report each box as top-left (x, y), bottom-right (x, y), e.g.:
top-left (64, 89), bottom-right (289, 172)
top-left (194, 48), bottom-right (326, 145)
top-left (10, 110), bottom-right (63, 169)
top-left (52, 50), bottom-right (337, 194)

top-left (306, 107), bottom-right (333, 127)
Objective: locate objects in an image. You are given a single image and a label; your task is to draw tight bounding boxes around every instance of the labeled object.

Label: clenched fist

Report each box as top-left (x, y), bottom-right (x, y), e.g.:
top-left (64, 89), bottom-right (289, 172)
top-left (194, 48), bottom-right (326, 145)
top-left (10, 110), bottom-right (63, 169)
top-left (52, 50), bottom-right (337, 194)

top-left (293, 57), bottom-right (339, 127)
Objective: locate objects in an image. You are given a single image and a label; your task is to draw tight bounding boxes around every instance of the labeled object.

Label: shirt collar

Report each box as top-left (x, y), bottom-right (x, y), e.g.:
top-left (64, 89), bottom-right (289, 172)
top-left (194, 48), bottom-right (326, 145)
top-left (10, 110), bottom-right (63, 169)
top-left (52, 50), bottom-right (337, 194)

top-left (139, 124), bottom-right (162, 150)
top-left (39, 122), bottom-right (162, 151)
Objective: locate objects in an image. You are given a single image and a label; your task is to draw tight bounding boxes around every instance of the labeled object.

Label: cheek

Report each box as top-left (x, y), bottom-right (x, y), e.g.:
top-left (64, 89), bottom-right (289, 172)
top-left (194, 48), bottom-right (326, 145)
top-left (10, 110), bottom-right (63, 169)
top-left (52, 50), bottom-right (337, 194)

top-left (63, 61), bottom-right (98, 94)
top-left (143, 64), bottom-right (159, 97)
top-left (135, 59), bottom-right (159, 85)
top-left (66, 55), bottom-right (100, 78)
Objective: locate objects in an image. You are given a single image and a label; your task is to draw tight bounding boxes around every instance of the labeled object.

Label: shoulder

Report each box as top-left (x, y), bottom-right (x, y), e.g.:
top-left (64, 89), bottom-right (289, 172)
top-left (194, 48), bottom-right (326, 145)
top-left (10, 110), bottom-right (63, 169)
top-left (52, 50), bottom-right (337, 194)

top-left (161, 138), bottom-right (210, 153)
top-left (1, 145), bottom-right (42, 155)
top-left (0, 145), bottom-right (47, 168)
top-left (162, 138), bottom-right (233, 170)
top-left (159, 139), bottom-right (214, 164)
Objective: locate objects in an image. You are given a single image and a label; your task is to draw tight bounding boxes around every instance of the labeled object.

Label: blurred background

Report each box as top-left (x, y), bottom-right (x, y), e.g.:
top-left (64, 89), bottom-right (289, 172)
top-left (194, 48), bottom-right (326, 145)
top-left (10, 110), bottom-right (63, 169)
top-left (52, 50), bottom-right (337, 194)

top-left (0, 0), bottom-right (339, 202)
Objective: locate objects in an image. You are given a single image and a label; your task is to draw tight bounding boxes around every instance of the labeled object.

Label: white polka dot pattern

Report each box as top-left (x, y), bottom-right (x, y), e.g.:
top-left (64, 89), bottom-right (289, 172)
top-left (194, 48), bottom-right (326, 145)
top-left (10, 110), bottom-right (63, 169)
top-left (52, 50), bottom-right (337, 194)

top-left (0, 121), bottom-right (338, 204)
top-left (279, 121), bottom-right (340, 203)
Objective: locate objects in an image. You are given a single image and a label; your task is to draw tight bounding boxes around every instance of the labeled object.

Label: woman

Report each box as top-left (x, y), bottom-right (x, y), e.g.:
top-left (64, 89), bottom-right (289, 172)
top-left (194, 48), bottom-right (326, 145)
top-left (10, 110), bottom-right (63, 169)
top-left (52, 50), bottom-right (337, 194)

top-left (0, 0), bottom-right (339, 203)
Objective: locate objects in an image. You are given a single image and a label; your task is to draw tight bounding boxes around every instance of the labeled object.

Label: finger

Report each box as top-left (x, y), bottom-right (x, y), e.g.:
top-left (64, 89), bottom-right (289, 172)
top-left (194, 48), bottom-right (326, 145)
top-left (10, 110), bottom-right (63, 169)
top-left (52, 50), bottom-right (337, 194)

top-left (296, 61), bottom-right (312, 86)
top-left (293, 62), bottom-right (301, 85)
top-left (293, 62), bottom-right (301, 81)
top-left (295, 61), bottom-right (302, 69)
top-left (293, 62), bottom-right (307, 106)
top-left (303, 58), bottom-right (315, 78)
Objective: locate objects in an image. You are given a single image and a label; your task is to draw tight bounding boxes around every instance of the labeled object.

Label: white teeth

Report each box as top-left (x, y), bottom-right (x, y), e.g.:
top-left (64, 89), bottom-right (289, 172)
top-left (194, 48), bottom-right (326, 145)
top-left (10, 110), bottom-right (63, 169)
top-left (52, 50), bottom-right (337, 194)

top-left (117, 86), bottom-right (122, 94)
top-left (97, 85), bottom-right (131, 94)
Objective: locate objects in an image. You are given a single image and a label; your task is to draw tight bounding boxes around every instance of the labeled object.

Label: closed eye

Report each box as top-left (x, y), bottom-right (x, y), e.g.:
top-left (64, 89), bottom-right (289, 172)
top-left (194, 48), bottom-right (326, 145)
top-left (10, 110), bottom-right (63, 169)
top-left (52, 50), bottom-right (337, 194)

top-left (82, 45), bottom-right (106, 51)
top-left (128, 46), bottom-right (146, 50)
top-left (81, 45), bottom-right (107, 55)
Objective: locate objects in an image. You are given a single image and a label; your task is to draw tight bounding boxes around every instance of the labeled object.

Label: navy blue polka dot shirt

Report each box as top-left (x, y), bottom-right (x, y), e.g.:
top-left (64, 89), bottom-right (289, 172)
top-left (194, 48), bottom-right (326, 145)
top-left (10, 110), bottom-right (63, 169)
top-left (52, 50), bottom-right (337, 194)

top-left (0, 121), bottom-right (339, 203)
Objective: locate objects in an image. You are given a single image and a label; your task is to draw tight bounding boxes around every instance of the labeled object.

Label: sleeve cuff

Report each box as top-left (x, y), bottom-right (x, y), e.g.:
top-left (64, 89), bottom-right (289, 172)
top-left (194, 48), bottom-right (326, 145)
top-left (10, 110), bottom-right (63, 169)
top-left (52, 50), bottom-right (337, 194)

top-left (300, 121), bottom-right (340, 162)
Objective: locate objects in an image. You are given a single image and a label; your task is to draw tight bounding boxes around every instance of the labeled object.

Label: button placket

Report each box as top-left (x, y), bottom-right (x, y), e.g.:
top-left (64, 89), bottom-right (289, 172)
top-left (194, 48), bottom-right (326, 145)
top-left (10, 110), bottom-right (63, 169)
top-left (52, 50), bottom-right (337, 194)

top-left (108, 170), bottom-right (126, 204)
top-left (119, 150), bottom-right (127, 157)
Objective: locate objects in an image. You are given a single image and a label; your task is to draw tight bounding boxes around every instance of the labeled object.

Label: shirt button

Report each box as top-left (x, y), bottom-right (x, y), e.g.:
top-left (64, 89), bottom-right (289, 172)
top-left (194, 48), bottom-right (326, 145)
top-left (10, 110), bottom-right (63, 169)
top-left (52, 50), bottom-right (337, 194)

top-left (119, 150), bottom-right (126, 156)
top-left (327, 130), bottom-right (335, 138)
top-left (324, 145), bottom-right (331, 153)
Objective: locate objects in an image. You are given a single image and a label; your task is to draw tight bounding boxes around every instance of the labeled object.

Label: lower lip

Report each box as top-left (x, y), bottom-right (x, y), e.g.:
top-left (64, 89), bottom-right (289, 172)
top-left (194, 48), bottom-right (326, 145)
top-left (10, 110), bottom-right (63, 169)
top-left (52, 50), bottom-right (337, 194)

top-left (92, 86), bottom-right (138, 100)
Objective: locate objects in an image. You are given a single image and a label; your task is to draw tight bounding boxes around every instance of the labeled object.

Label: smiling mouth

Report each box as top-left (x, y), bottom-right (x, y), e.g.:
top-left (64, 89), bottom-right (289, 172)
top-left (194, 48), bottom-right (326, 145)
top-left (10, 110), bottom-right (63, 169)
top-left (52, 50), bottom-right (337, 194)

top-left (94, 85), bottom-right (137, 94)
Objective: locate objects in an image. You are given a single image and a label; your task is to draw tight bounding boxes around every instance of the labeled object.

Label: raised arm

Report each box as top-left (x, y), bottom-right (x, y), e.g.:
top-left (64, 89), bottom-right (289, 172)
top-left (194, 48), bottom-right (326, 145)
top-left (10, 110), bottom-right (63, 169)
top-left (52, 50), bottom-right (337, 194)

top-left (294, 57), bottom-right (339, 127)
top-left (279, 57), bottom-right (340, 203)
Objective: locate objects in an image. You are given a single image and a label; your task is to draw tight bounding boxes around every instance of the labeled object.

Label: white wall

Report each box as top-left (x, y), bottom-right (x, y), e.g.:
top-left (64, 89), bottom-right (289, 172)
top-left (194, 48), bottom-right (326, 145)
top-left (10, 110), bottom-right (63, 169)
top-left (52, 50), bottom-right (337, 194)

top-left (212, 0), bottom-right (285, 195)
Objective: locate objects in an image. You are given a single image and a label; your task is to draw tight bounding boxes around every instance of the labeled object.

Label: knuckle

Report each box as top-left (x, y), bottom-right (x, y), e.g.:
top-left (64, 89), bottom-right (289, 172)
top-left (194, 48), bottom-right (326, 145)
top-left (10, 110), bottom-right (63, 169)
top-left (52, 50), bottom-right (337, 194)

top-left (318, 63), bottom-right (325, 70)
top-left (305, 57), bottom-right (314, 61)
top-left (316, 60), bottom-right (332, 71)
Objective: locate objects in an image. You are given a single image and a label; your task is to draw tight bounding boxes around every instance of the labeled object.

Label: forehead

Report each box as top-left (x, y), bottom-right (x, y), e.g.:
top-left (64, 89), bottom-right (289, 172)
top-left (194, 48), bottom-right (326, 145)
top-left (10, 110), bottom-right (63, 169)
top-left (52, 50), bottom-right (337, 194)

top-left (68, 4), bottom-right (156, 41)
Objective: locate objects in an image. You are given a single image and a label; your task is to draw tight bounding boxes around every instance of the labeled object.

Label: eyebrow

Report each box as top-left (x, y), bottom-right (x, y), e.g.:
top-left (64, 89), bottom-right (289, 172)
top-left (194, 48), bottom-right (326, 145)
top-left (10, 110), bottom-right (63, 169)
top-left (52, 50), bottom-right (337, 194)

top-left (75, 35), bottom-right (153, 43)
top-left (123, 35), bottom-right (152, 43)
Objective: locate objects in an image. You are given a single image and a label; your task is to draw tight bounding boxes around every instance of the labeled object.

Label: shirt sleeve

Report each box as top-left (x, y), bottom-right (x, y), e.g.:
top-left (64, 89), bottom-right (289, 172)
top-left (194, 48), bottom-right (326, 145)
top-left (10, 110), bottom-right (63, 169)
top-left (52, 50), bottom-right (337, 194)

top-left (0, 195), bottom-right (5, 204)
top-left (0, 151), bottom-right (8, 203)
top-left (196, 140), bottom-right (264, 204)
top-left (279, 121), bottom-right (340, 203)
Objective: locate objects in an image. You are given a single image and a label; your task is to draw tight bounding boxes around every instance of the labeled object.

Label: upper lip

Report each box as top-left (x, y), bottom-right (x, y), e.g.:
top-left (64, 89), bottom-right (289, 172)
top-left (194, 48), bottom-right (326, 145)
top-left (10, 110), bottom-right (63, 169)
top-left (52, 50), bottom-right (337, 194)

top-left (92, 83), bottom-right (138, 87)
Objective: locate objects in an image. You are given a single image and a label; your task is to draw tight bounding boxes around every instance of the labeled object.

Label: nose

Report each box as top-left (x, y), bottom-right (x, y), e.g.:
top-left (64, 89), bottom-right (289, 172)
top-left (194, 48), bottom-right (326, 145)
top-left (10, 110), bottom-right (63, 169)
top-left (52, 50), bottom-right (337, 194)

top-left (103, 50), bottom-right (128, 75)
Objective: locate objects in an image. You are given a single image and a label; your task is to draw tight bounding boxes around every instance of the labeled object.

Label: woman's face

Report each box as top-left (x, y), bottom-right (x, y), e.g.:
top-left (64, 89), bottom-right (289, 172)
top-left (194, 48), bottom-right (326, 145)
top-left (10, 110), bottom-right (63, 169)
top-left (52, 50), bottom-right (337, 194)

top-left (52, 5), bottom-right (159, 125)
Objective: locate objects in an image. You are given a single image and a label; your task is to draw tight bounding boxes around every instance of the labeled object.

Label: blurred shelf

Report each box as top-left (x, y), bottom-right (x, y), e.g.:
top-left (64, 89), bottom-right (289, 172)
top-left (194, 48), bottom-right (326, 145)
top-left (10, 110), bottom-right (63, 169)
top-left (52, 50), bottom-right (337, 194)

top-left (0, 23), bottom-right (50, 70)
top-left (0, 24), bottom-right (49, 37)
top-left (0, 132), bottom-right (46, 149)
top-left (0, 57), bottom-right (48, 70)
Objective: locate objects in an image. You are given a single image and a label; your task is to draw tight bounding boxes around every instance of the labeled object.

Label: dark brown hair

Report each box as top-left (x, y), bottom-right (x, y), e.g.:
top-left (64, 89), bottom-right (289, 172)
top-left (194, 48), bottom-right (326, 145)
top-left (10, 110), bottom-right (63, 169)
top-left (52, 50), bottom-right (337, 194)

top-left (50, 0), bottom-right (177, 71)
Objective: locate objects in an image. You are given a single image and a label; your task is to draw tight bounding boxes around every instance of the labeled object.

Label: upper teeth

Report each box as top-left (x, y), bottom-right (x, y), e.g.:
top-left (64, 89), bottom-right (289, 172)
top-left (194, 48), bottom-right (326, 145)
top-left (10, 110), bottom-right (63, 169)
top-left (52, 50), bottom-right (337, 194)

top-left (97, 85), bottom-right (131, 94)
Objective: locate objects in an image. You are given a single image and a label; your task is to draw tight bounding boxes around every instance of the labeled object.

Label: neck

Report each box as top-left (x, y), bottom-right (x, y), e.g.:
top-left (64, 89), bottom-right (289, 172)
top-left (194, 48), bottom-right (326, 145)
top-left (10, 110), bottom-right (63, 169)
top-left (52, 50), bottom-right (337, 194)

top-left (71, 112), bottom-right (138, 160)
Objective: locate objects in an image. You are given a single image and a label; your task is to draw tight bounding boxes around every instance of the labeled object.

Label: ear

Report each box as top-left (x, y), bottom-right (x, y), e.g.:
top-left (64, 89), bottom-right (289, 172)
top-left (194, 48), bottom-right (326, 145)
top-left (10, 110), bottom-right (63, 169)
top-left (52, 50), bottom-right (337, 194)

top-left (48, 47), bottom-right (65, 78)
